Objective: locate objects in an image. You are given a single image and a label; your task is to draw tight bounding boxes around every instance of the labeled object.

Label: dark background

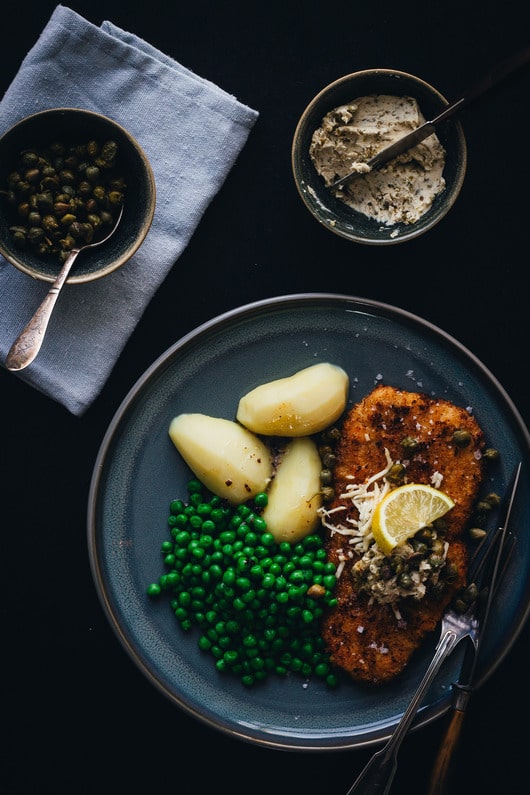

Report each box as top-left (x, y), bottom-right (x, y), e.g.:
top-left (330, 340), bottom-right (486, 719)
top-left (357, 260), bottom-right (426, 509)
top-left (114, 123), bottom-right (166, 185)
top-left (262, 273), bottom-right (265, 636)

top-left (2, 2), bottom-right (530, 793)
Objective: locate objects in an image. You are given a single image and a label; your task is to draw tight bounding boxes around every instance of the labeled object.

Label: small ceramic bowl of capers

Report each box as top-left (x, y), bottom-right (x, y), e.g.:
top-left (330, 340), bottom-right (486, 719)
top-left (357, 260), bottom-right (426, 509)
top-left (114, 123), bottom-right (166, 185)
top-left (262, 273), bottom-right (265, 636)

top-left (0, 108), bottom-right (156, 283)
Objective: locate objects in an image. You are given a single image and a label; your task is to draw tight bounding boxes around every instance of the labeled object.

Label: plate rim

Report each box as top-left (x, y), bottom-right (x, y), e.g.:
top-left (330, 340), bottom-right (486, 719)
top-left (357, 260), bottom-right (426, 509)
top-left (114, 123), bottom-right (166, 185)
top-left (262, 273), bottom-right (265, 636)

top-left (87, 292), bottom-right (530, 751)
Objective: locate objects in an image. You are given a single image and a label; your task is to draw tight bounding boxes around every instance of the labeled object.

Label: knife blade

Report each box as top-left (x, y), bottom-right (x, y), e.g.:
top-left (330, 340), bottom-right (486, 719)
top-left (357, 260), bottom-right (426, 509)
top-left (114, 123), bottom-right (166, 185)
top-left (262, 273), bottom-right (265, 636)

top-left (426, 461), bottom-right (522, 795)
top-left (329, 44), bottom-right (530, 189)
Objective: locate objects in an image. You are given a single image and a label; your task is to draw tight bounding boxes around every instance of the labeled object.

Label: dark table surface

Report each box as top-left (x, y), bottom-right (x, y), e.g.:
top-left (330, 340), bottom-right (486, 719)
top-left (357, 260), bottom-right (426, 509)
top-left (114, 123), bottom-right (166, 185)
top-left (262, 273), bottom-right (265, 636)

top-left (2, 2), bottom-right (530, 793)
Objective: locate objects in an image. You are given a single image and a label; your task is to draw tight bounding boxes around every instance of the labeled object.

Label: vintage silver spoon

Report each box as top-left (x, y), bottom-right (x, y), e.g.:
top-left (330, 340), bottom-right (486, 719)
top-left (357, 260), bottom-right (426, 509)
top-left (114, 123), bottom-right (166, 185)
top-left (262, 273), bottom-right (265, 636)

top-left (6, 205), bottom-right (124, 372)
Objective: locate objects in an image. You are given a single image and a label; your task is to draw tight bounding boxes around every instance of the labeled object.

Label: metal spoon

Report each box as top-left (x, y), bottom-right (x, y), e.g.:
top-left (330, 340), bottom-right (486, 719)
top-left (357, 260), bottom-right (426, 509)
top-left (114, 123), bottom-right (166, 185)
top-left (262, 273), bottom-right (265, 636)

top-left (5, 205), bottom-right (124, 372)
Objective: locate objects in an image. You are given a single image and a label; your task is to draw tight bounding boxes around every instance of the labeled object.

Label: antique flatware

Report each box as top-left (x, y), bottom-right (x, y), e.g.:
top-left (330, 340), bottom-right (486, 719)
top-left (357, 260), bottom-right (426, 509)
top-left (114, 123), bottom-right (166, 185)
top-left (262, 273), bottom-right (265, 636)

top-left (5, 205), bottom-right (124, 372)
top-left (426, 461), bottom-right (522, 794)
top-left (344, 464), bottom-right (521, 795)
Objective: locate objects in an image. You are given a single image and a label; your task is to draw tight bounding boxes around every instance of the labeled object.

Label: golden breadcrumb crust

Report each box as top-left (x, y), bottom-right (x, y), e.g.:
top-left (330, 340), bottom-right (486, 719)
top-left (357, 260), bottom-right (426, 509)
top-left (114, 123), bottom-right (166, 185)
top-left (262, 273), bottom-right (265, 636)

top-left (322, 385), bottom-right (485, 685)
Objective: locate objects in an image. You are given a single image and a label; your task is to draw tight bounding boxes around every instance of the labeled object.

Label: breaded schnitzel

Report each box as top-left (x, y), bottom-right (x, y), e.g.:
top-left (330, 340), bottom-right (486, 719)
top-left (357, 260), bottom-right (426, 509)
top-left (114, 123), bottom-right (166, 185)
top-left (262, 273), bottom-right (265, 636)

top-left (321, 385), bottom-right (486, 685)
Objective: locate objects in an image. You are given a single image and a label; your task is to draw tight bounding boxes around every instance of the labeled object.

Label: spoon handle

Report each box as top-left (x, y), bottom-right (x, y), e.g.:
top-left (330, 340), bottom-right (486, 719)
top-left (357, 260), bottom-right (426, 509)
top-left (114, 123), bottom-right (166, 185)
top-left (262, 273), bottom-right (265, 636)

top-left (5, 249), bottom-right (80, 371)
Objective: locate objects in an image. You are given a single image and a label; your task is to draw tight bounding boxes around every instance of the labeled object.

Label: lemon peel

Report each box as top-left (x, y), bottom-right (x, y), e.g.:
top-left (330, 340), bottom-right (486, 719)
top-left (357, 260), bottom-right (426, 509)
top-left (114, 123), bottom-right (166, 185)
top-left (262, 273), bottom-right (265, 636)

top-left (371, 483), bottom-right (455, 555)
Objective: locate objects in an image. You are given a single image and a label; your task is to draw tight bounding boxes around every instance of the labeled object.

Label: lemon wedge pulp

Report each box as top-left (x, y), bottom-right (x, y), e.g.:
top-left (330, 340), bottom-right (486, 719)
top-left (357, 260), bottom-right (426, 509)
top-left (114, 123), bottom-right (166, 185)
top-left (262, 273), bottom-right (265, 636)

top-left (371, 483), bottom-right (455, 555)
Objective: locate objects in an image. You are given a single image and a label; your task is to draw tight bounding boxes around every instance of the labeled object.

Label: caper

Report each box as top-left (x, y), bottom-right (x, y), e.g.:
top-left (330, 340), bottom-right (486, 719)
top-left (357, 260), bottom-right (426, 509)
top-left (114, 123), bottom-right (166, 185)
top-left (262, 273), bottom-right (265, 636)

top-left (53, 202), bottom-right (71, 217)
top-left (391, 558), bottom-right (404, 575)
top-left (9, 226), bottom-right (27, 247)
top-left (35, 192), bottom-right (53, 213)
top-left (453, 598), bottom-right (468, 614)
top-left (60, 213), bottom-right (77, 228)
top-left (443, 563), bottom-right (459, 582)
top-left (453, 429), bottom-right (471, 447)
top-left (397, 572), bottom-right (413, 589)
top-left (386, 463), bottom-right (406, 484)
top-left (411, 538), bottom-right (427, 555)
top-left (307, 584), bottom-right (326, 599)
top-left (69, 221), bottom-right (93, 243)
top-left (87, 140), bottom-right (99, 158)
top-left (92, 185), bottom-right (106, 202)
top-left (483, 492), bottom-right (501, 508)
top-left (21, 151), bottom-right (39, 168)
top-left (324, 426), bottom-right (341, 443)
top-left (16, 180), bottom-right (31, 197)
top-left (321, 451), bottom-right (336, 469)
top-left (41, 175), bottom-right (60, 191)
top-left (59, 233), bottom-right (76, 251)
top-left (401, 435), bottom-right (419, 453)
top-left (432, 517), bottom-right (448, 534)
top-left (59, 169), bottom-right (76, 184)
top-left (416, 526), bottom-right (434, 543)
top-left (463, 582), bottom-right (479, 604)
top-left (25, 168), bottom-right (40, 184)
top-left (42, 214), bottom-right (60, 234)
top-left (27, 226), bottom-right (45, 243)
top-left (77, 180), bottom-right (92, 197)
top-left (320, 468), bottom-right (333, 486)
top-left (87, 213), bottom-right (103, 230)
top-left (475, 500), bottom-right (494, 514)
top-left (7, 170), bottom-right (22, 185)
top-left (101, 139), bottom-right (118, 163)
top-left (320, 486), bottom-right (335, 503)
top-left (431, 538), bottom-right (444, 555)
top-left (482, 448), bottom-right (499, 462)
top-left (85, 165), bottom-right (100, 182)
top-left (428, 554), bottom-right (444, 569)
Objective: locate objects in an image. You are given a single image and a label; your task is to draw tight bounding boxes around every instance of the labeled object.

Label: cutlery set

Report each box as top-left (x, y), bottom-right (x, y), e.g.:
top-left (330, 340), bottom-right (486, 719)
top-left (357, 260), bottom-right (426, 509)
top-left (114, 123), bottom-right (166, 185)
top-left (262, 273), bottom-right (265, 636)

top-left (344, 463), bottom-right (521, 795)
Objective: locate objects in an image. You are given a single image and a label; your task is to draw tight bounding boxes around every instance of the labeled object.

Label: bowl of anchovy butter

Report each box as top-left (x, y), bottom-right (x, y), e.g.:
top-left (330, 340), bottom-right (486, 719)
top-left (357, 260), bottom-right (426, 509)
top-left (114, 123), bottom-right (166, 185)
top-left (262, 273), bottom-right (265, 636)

top-left (292, 69), bottom-right (467, 245)
top-left (0, 107), bottom-right (156, 283)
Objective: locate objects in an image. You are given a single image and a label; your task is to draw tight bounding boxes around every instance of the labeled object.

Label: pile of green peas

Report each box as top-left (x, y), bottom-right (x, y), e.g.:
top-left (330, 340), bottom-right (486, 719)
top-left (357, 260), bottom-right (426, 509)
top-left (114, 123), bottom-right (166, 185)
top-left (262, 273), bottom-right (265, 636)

top-left (147, 479), bottom-right (339, 688)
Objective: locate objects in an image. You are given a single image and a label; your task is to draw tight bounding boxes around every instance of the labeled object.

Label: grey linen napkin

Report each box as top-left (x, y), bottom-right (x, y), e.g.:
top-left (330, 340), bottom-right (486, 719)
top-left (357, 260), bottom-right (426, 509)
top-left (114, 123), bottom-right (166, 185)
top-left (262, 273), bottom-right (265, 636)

top-left (0, 4), bottom-right (258, 415)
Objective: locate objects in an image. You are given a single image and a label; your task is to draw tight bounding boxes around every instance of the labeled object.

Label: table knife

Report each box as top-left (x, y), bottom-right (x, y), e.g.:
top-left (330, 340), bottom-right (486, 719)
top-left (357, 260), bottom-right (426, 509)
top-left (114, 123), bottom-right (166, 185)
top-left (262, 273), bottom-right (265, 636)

top-left (330, 45), bottom-right (530, 189)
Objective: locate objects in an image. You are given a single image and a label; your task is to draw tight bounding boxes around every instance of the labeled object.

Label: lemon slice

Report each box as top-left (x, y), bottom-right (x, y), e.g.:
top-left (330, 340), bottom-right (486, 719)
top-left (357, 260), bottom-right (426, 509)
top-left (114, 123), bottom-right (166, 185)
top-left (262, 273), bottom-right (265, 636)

top-left (371, 483), bottom-right (455, 555)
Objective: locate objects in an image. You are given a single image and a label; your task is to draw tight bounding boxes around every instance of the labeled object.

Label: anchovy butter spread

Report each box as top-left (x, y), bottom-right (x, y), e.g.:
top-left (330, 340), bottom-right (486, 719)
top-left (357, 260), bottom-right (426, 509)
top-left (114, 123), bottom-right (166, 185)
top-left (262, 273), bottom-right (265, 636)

top-left (309, 95), bottom-right (446, 226)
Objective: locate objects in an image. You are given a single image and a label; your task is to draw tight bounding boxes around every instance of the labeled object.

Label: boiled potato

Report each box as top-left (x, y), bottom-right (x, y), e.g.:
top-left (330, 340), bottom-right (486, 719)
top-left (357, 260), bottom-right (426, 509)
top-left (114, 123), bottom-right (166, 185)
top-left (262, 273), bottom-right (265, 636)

top-left (236, 362), bottom-right (349, 436)
top-left (261, 436), bottom-right (323, 543)
top-left (169, 413), bottom-right (273, 504)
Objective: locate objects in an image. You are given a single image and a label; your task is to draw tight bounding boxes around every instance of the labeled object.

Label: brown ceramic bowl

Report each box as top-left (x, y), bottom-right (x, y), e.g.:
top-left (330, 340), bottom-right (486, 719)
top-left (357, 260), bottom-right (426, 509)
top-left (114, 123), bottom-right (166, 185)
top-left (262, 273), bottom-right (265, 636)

top-left (0, 108), bottom-right (156, 283)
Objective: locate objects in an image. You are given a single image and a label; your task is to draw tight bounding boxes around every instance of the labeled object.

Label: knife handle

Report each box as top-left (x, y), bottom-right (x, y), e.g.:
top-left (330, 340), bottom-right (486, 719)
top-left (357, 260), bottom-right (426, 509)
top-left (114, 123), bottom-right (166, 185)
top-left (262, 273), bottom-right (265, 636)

top-left (426, 685), bottom-right (472, 795)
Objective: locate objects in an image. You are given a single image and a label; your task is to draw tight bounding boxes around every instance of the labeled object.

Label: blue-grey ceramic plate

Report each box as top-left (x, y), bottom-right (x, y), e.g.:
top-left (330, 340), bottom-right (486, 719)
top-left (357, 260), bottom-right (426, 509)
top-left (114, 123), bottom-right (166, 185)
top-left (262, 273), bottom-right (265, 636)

top-left (87, 293), bottom-right (530, 751)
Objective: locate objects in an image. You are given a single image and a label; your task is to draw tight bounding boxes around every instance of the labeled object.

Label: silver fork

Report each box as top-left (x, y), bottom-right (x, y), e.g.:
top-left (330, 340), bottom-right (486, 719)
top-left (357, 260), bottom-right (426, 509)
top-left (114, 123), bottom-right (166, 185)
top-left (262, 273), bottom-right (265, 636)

top-left (344, 464), bottom-right (520, 795)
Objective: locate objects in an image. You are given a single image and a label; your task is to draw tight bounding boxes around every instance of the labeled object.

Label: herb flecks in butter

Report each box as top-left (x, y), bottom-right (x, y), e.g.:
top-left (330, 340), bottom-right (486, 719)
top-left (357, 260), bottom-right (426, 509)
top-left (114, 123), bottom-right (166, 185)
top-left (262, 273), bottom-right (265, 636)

top-left (309, 95), bottom-right (446, 226)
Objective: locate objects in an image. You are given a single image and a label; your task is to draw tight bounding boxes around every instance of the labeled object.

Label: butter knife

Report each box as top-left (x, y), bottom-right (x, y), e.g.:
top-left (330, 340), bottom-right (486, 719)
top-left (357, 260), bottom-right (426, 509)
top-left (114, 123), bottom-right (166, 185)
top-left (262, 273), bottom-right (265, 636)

top-left (329, 45), bottom-right (530, 189)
